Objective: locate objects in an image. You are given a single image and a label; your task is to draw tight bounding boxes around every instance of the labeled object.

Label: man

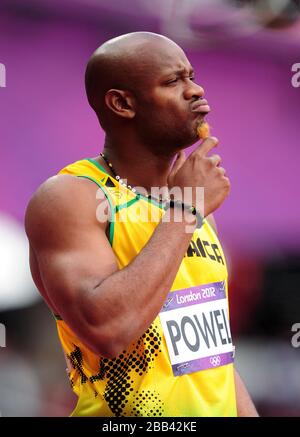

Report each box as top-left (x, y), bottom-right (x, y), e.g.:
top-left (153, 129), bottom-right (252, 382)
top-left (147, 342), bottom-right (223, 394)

top-left (25, 32), bottom-right (258, 417)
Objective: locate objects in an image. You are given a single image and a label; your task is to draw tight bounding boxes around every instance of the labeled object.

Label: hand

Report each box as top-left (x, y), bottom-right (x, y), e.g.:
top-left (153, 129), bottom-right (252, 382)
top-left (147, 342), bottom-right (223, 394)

top-left (167, 137), bottom-right (230, 217)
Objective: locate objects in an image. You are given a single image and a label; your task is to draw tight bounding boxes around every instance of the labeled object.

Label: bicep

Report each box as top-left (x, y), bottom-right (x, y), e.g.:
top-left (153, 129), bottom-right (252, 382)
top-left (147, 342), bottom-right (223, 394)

top-left (37, 228), bottom-right (118, 320)
top-left (26, 175), bottom-right (119, 336)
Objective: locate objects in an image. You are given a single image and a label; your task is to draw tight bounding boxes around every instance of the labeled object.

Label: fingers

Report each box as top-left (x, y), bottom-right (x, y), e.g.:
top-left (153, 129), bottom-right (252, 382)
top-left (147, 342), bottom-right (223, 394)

top-left (209, 154), bottom-right (221, 167)
top-left (208, 157), bottom-right (227, 178)
top-left (191, 136), bottom-right (219, 158)
top-left (217, 166), bottom-right (226, 176)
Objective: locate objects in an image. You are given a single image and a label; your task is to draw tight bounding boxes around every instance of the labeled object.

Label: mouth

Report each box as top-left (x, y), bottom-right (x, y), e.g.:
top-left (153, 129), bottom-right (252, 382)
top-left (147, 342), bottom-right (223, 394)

top-left (191, 99), bottom-right (210, 114)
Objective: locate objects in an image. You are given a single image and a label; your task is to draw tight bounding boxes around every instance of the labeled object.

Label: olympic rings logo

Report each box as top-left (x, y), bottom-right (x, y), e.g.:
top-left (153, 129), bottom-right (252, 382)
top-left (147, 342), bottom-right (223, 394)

top-left (209, 355), bottom-right (221, 367)
top-left (220, 281), bottom-right (226, 292)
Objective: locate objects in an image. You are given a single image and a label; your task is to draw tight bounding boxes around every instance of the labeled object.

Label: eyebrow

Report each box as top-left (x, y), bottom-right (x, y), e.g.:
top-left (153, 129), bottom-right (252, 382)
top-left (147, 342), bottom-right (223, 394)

top-left (163, 67), bottom-right (194, 78)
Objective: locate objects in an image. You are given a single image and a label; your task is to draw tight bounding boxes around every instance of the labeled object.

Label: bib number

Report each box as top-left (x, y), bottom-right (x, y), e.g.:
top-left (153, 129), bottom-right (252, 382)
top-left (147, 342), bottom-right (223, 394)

top-left (159, 281), bottom-right (234, 376)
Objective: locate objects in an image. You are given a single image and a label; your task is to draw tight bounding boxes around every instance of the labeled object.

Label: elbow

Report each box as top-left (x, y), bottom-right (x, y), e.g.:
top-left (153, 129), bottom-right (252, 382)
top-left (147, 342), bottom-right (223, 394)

top-left (94, 341), bottom-right (125, 360)
top-left (87, 329), bottom-right (129, 360)
top-left (80, 311), bottom-right (137, 359)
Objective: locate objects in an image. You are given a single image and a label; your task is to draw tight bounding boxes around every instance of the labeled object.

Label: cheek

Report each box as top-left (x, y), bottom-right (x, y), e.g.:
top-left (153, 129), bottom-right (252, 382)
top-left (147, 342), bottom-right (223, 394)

top-left (164, 96), bottom-right (189, 122)
top-left (138, 90), bottom-right (188, 126)
top-left (157, 99), bottom-right (187, 124)
top-left (149, 87), bottom-right (182, 109)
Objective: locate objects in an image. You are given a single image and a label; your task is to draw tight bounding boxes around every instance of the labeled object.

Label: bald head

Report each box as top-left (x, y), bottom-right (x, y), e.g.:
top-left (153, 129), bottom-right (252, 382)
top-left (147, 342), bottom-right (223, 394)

top-left (85, 32), bottom-right (185, 128)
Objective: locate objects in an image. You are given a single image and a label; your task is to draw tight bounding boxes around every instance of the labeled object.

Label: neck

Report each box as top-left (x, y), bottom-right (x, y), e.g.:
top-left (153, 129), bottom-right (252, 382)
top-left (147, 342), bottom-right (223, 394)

top-left (103, 135), bottom-right (176, 193)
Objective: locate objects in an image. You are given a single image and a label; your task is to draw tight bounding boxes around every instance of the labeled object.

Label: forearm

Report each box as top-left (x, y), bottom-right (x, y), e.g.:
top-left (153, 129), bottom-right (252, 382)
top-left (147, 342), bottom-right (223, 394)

top-left (234, 368), bottom-right (259, 417)
top-left (84, 209), bottom-right (196, 356)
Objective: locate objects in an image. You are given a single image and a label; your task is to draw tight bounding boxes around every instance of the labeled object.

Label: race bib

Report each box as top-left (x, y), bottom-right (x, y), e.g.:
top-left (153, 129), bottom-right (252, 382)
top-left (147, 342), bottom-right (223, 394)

top-left (159, 281), bottom-right (235, 376)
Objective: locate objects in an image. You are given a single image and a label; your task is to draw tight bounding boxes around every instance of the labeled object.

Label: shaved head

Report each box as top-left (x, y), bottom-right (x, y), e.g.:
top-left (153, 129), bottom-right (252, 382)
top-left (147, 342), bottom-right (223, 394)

top-left (85, 31), bottom-right (205, 152)
top-left (85, 32), bottom-right (185, 127)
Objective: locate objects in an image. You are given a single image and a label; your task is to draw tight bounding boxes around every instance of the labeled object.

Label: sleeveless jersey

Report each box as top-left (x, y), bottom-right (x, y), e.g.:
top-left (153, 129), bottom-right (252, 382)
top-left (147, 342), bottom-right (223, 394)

top-left (56, 157), bottom-right (237, 417)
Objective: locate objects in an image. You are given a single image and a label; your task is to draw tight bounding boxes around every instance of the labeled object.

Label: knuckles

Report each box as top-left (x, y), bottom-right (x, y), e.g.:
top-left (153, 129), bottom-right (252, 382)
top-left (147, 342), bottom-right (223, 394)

top-left (217, 166), bottom-right (226, 176)
top-left (211, 154), bottom-right (222, 164)
top-left (223, 177), bottom-right (231, 192)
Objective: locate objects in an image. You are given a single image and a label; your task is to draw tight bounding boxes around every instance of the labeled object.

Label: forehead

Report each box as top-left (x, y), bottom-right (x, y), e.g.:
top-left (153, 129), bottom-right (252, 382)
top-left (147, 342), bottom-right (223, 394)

top-left (133, 40), bottom-right (192, 81)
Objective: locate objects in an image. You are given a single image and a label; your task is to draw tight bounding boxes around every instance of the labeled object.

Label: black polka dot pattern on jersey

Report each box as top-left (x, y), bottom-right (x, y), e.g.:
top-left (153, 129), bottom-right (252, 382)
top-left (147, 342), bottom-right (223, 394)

top-left (67, 323), bottom-right (164, 416)
top-left (130, 390), bottom-right (164, 416)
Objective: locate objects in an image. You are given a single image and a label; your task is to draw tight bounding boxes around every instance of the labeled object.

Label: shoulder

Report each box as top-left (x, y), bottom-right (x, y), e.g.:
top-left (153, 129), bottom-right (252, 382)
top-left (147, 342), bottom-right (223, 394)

top-left (25, 174), bottom-right (108, 246)
top-left (25, 174), bottom-right (100, 220)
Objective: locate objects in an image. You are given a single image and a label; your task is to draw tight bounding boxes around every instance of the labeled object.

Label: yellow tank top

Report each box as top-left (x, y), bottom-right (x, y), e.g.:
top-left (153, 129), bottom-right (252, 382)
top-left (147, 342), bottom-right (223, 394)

top-left (56, 157), bottom-right (237, 417)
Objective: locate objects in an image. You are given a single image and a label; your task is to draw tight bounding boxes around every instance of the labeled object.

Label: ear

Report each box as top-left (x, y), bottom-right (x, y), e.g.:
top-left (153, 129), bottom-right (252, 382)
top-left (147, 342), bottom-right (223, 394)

top-left (105, 89), bottom-right (135, 119)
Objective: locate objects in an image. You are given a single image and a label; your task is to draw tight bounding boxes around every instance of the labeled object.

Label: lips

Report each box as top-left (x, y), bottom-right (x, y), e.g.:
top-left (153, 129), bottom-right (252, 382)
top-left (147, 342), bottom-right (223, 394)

top-left (191, 99), bottom-right (210, 114)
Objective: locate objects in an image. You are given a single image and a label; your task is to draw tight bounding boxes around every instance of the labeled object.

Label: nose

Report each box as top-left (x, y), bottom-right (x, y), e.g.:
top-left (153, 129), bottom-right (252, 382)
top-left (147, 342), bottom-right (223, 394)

top-left (184, 80), bottom-right (205, 101)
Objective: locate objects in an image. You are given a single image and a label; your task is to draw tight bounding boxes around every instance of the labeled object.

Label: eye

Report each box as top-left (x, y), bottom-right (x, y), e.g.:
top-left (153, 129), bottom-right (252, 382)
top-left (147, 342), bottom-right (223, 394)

top-left (166, 78), bottom-right (178, 85)
top-left (189, 75), bottom-right (195, 82)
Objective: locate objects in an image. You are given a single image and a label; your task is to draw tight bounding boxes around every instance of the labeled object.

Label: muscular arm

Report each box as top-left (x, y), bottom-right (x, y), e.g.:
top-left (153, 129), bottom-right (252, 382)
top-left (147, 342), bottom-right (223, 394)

top-left (26, 137), bottom-right (229, 359)
top-left (25, 175), bottom-right (196, 358)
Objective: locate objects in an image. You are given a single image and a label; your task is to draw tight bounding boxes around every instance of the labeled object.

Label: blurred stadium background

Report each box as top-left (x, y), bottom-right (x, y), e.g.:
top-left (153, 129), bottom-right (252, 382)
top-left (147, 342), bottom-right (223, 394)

top-left (0, 0), bottom-right (300, 417)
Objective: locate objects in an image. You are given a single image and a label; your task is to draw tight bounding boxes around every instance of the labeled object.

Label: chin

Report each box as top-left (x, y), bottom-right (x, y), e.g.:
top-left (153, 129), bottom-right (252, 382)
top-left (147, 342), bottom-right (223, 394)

top-left (172, 138), bottom-right (197, 153)
top-left (170, 124), bottom-right (197, 148)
